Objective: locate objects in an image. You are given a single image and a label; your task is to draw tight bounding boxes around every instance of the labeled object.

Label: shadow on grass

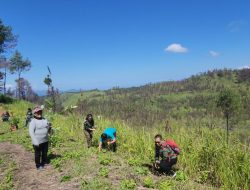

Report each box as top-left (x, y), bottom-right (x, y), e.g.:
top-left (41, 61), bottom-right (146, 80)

top-left (47, 153), bottom-right (62, 164)
top-left (142, 163), bottom-right (178, 176)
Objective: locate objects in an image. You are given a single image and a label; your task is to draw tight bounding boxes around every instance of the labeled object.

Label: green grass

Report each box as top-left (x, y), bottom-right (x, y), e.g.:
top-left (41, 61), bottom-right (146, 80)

top-left (0, 101), bottom-right (250, 189)
top-left (0, 155), bottom-right (17, 190)
top-left (60, 90), bottom-right (104, 107)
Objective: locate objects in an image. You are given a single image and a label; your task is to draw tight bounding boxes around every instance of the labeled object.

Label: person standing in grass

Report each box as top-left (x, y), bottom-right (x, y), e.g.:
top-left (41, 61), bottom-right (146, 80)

top-left (83, 113), bottom-right (96, 148)
top-left (29, 107), bottom-right (50, 170)
top-left (154, 134), bottom-right (179, 176)
top-left (99, 127), bottom-right (117, 152)
top-left (25, 108), bottom-right (33, 127)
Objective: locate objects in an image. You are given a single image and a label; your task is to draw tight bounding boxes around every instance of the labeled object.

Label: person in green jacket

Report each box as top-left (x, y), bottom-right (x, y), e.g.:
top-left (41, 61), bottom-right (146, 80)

top-left (83, 113), bottom-right (96, 148)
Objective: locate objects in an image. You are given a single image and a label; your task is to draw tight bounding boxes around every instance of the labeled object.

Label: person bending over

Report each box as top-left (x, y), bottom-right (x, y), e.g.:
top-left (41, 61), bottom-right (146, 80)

top-left (99, 127), bottom-right (117, 152)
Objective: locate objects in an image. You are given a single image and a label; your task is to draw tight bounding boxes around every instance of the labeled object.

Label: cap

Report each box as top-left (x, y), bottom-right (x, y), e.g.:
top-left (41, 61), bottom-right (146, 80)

top-left (33, 107), bottom-right (42, 113)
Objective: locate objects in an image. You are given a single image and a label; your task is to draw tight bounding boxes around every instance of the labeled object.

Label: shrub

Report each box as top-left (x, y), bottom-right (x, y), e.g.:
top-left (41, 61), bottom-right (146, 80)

top-left (143, 176), bottom-right (154, 188)
top-left (0, 94), bottom-right (13, 104)
top-left (120, 179), bottom-right (136, 190)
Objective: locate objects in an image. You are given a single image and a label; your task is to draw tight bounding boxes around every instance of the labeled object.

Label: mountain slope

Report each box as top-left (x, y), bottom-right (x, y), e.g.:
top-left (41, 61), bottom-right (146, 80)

top-left (60, 68), bottom-right (250, 127)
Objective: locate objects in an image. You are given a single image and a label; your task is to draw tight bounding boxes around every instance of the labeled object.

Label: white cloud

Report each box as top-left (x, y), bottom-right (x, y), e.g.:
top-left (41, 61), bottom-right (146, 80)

top-left (228, 20), bottom-right (248, 32)
top-left (209, 50), bottom-right (220, 57)
top-left (164, 43), bottom-right (188, 53)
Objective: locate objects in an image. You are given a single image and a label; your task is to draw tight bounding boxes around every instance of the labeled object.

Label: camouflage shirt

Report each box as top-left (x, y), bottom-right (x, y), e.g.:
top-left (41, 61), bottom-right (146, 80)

top-left (155, 145), bottom-right (177, 161)
top-left (83, 120), bottom-right (94, 131)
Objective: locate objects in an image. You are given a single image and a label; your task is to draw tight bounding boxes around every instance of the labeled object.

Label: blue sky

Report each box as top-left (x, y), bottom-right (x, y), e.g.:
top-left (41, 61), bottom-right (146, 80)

top-left (0, 0), bottom-right (250, 91)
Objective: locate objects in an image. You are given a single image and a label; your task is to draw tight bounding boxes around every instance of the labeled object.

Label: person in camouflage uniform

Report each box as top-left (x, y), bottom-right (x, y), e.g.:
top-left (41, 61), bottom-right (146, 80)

top-left (83, 113), bottom-right (96, 148)
top-left (154, 134), bottom-right (178, 175)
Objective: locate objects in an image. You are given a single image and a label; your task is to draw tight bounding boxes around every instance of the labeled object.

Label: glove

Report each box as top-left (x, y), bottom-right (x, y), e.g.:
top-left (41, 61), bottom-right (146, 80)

top-left (155, 160), bottom-right (160, 164)
top-left (154, 160), bottom-right (160, 169)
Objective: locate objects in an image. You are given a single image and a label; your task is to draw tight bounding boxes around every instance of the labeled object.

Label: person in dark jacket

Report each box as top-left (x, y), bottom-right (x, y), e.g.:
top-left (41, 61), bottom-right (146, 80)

top-left (1, 111), bottom-right (10, 122)
top-left (83, 113), bottom-right (96, 148)
top-left (25, 108), bottom-right (33, 127)
top-left (154, 134), bottom-right (177, 176)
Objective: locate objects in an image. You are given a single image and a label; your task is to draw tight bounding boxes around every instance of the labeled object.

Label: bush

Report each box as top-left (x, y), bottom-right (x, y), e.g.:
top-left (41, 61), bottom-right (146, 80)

top-left (120, 179), bottom-right (136, 190)
top-left (99, 167), bottom-right (109, 177)
top-left (143, 176), bottom-right (154, 188)
top-left (0, 94), bottom-right (13, 104)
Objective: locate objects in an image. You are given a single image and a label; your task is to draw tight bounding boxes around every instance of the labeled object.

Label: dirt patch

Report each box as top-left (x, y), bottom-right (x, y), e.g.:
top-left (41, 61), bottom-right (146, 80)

top-left (0, 142), bottom-right (80, 190)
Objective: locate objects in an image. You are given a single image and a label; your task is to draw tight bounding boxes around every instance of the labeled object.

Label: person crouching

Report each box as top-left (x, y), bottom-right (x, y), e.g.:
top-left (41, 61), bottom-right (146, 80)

top-left (99, 128), bottom-right (117, 152)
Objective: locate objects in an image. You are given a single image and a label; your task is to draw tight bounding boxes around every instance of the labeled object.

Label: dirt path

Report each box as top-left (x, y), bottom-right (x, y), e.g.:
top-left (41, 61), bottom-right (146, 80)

top-left (0, 142), bottom-right (80, 190)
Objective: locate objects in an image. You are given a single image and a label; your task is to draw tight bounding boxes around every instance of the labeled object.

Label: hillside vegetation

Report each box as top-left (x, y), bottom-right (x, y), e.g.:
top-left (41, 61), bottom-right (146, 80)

top-left (62, 69), bottom-right (250, 129)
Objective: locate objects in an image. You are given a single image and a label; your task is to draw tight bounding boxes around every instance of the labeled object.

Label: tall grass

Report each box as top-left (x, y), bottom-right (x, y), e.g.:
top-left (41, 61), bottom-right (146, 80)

top-left (48, 112), bottom-right (250, 189)
top-left (1, 101), bottom-right (250, 189)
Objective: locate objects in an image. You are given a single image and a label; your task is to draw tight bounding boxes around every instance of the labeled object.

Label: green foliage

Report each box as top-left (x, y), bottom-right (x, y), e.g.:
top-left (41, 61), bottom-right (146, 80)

top-left (44, 75), bottom-right (52, 86)
top-left (60, 175), bottom-right (72, 182)
top-left (120, 179), bottom-right (137, 190)
top-left (175, 171), bottom-right (187, 182)
top-left (217, 88), bottom-right (241, 117)
top-left (0, 156), bottom-right (16, 190)
top-left (99, 166), bottom-right (109, 177)
top-left (10, 117), bottom-right (19, 126)
top-left (50, 158), bottom-right (63, 169)
top-left (81, 179), bottom-right (111, 190)
top-left (143, 176), bottom-right (154, 188)
top-left (98, 154), bottom-right (112, 166)
top-left (134, 166), bottom-right (148, 175)
top-left (0, 19), bottom-right (17, 54)
top-left (63, 150), bottom-right (82, 159)
top-left (0, 94), bottom-right (13, 103)
top-left (9, 50), bottom-right (31, 99)
top-left (157, 180), bottom-right (174, 190)
top-left (128, 158), bottom-right (141, 166)
top-left (217, 88), bottom-right (241, 143)
top-left (9, 50), bottom-right (31, 75)
top-left (49, 133), bottom-right (61, 148)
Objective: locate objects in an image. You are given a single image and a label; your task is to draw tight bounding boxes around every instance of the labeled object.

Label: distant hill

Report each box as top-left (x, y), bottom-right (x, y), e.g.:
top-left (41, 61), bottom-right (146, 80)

top-left (60, 68), bottom-right (250, 127)
top-left (35, 90), bottom-right (47, 97)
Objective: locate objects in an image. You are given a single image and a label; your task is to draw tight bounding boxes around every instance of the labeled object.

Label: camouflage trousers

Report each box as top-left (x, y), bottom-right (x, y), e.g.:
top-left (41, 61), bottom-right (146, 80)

top-left (84, 130), bottom-right (93, 148)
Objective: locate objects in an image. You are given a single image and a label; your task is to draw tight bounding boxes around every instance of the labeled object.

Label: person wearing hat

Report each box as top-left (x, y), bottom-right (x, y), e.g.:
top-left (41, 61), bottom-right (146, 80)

top-left (29, 107), bottom-right (50, 170)
top-left (83, 113), bottom-right (96, 148)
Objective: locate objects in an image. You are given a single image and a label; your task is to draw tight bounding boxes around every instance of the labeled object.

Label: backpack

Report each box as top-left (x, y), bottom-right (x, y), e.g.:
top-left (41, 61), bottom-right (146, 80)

top-left (162, 139), bottom-right (181, 155)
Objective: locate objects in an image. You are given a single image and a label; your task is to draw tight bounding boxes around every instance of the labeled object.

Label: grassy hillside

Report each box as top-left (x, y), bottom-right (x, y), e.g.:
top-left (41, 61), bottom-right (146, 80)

top-left (60, 90), bottom-right (104, 109)
top-left (61, 69), bottom-right (250, 129)
top-left (1, 100), bottom-right (250, 189)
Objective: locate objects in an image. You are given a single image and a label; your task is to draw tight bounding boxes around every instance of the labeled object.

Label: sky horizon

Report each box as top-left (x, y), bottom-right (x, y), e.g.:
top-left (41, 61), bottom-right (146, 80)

top-left (0, 0), bottom-right (250, 91)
